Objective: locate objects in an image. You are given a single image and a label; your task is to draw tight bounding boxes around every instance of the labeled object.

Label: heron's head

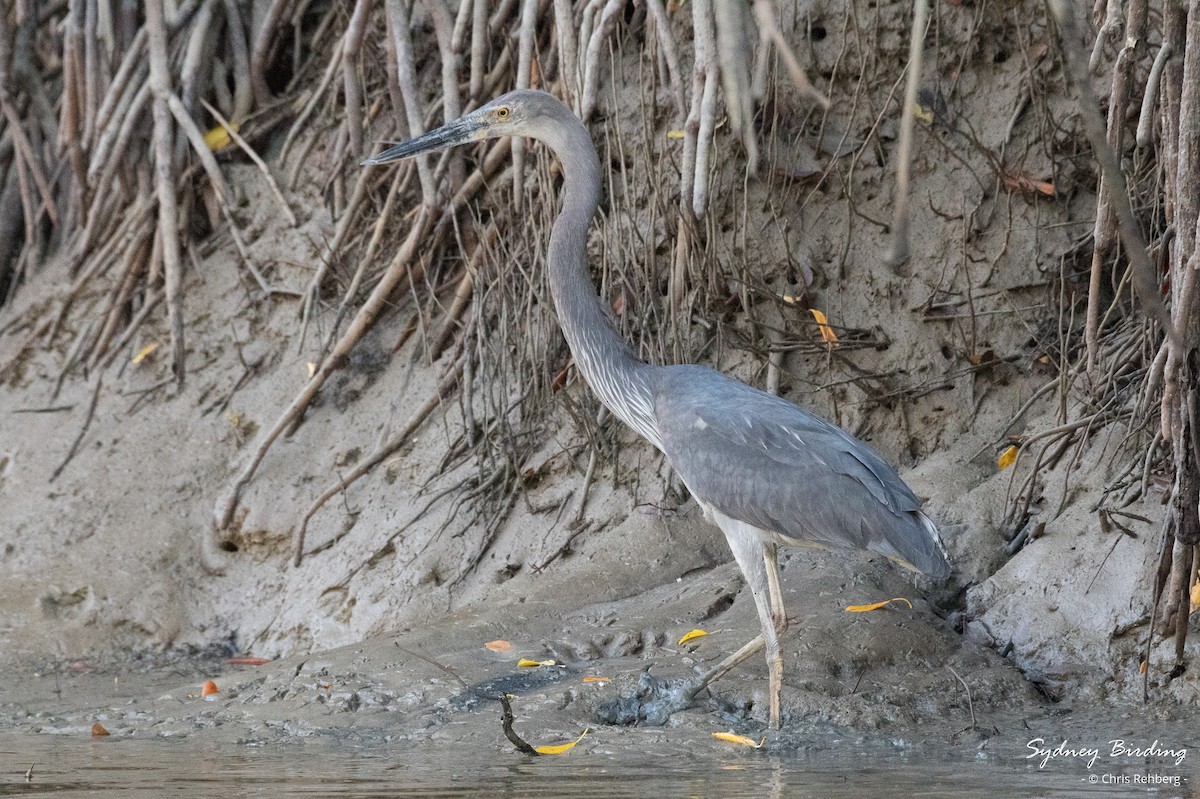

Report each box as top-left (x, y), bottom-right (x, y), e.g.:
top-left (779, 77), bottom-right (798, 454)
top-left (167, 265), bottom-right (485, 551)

top-left (362, 90), bottom-right (566, 166)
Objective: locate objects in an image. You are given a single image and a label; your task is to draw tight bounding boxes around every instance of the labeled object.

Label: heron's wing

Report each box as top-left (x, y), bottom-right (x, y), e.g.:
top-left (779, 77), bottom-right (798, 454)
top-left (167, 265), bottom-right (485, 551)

top-left (651, 366), bottom-right (948, 576)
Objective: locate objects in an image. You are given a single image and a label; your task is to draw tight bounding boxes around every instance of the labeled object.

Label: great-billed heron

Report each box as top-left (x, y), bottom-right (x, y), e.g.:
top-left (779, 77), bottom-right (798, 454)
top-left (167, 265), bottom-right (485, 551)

top-left (365, 89), bottom-right (951, 729)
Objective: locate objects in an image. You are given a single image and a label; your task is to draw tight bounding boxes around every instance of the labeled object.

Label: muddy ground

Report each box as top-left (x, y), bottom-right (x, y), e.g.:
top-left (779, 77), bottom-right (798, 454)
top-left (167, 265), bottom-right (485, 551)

top-left (0, 0), bottom-right (1190, 753)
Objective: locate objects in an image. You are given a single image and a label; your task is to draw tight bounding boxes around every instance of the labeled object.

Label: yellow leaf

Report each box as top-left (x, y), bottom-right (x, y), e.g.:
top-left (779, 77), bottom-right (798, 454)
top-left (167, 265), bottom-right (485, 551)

top-left (517, 658), bottom-right (557, 668)
top-left (780, 294), bottom-right (801, 304)
top-left (131, 343), bottom-right (159, 365)
top-left (809, 308), bottom-right (840, 348)
top-left (997, 444), bottom-right (1018, 471)
top-left (845, 597), bottom-right (913, 613)
top-left (712, 731), bottom-right (765, 748)
top-left (913, 102), bottom-right (934, 125)
top-left (204, 122), bottom-right (238, 151)
top-left (666, 129), bottom-right (685, 139)
top-left (582, 676), bottom-right (610, 683)
top-left (306, 361), bottom-right (317, 378)
top-left (678, 629), bottom-right (709, 645)
top-left (484, 640), bottom-right (512, 653)
top-left (535, 728), bottom-right (588, 755)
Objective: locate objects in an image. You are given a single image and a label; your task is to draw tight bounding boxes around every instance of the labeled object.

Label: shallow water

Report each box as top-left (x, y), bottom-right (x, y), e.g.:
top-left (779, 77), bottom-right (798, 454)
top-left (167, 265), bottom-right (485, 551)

top-left (1, 731), bottom-right (1192, 798)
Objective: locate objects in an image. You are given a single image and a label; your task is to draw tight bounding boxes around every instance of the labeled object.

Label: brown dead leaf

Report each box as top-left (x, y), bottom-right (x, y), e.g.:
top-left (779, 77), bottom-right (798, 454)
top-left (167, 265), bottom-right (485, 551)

top-left (91, 723), bottom-right (110, 737)
top-left (484, 640), bottom-right (512, 653)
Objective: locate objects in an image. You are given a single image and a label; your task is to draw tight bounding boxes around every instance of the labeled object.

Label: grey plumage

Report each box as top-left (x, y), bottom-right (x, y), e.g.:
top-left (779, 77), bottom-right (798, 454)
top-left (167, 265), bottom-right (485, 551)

top-left (365, 89), bottom-right (951, 729)
top-left (652, 365), bottom-right (950, 579)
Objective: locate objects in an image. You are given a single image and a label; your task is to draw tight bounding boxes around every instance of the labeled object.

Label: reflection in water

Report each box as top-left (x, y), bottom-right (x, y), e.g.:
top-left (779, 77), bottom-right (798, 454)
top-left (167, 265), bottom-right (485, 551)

top-left (0, 733), bottom-right (1192, 799)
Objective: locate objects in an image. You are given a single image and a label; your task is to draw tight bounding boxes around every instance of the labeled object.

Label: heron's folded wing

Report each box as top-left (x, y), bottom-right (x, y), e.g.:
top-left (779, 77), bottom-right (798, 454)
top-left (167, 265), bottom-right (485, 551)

top-left (652, 366), bottom-right (930, 560)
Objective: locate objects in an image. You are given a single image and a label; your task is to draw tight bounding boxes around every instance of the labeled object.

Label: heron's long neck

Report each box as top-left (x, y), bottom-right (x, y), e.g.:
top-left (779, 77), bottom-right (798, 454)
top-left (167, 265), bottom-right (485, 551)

top-left (541, 114), bottom-right (659, 448)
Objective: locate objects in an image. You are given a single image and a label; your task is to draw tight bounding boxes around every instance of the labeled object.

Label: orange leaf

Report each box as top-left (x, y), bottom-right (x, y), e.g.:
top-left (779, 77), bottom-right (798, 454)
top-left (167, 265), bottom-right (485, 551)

top-left (997, 445), bottom-right (1019, 471)
top-left (809, 308), bottom-right (841, 348)
top-left (534, 728), bottom-right (589, 755)
top-left (91, 723), bottom-right (110, 737)
top-left (712, 731), bottom-right (765, 748)
top-left (484, 640), bottom-right (513, 653)
top-left (582, 676), bottom-right (610, 683)
top-left (845, 597), bottom-right (913, 613)
top-left (201, 680), bottom-right (219, 697)
top-left (517, 658), bottom-right (558, 668)
top-left (228, 657), bottom-right (271, 666)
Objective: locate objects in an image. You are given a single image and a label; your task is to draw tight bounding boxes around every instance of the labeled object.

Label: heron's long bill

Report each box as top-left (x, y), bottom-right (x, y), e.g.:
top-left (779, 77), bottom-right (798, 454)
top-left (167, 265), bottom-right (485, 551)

top-left (361, 115), bottom-right (483, 166)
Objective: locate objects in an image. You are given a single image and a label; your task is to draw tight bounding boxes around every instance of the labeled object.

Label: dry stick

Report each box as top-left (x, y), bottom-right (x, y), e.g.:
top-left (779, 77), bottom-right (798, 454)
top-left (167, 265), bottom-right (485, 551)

top-left (0, 99), bottom-right (58, 228)
top-left (342, 0), bottom-right (372, 158)
top-left (470, 0), bottom-right (488, 102)
top-left (146, 0), bottom-right (186, 384)
top-left (645, 0), bottom-right (685, 115)
top-left (98, 289), bottom-right (165, 370)
top-left (49, 376), bottom-right (102, 482)
top-left (279, 43), bottom-right (341, 165)
top-left (293, 361), bottom-right (463, 565)
top-left (200, 98), bottom-right (297, 225)
top-left (87, 75), bottom-right (148, 182)
top-left (90, 27), bottom-right (146, 147)
top-left (691, 0), bottom-right (719, 218)
top-left (580, 0), bottom-right (622, 123)
top-left (52, 320), bottom-right (96, 402)
top-left (428, 0), bottom-right (464, 189)
top-left (386, 0), bottom-right (437, 203)
top-left (1160, 3), bottom-right (1199, 450)
top-left (512, 0), bottom-right (539, 210)
top-left (212, 207), bottom-right (436, 551)
top-left (884, 0), bottom-right (928, 271)
top-left (1136, 42), bottom-right (1173, 149)
top-left (427, 223), bottom-right (499, 361)
top-left (714, 0), bottom-right (756, 170)
top-left (56, 0), bottom-right (85, 210)
top-left (180, 0), bottom-right (217, 120)
top-left (553, 0), bottom-right (579, 109)
top-left (87, 221), bottom-right (154, 368)
top-left (1089, 0), bottom-right (1124, 73)
top-left (163, 92), bottom-right (278, 299)
top-left (1084, 0), bottom-right (1148, 376)
top-left (751, 0), bottom-right (830, 110)
top-left (250, 0), bottom-right (290, 106)
top-left (318, 169), bottom-right (415, 363)
top-left (78, 82), bottom-right (151, 259)
top-left (300, 170), bottom-right (374, 353)
top-left (1048, 1), bottom-right (1176, 344)
top-left (221, 0), bottom-right (253, 122)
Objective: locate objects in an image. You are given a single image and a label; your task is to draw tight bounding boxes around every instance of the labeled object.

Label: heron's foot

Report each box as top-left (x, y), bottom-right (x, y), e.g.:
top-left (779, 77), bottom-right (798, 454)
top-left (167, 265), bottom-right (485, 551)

top-left (594, 668), bottom-right (708, 727)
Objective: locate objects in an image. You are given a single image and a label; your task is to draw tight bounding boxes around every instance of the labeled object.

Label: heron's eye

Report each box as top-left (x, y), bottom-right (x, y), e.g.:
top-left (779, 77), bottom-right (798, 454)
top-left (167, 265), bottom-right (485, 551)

top-left (496, 107), bottom-right (510, 120)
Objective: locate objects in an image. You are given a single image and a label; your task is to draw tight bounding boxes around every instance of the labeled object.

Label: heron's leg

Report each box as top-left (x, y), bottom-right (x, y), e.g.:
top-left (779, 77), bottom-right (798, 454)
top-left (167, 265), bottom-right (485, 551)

top-left (719, 523), bottom-right (784, 729)
top-left (761, 542), bottom-right (786, 729)
top-left (763, 542), bottom-right (788, 635)
top-left (692, 633), bottom-right (765, 690)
